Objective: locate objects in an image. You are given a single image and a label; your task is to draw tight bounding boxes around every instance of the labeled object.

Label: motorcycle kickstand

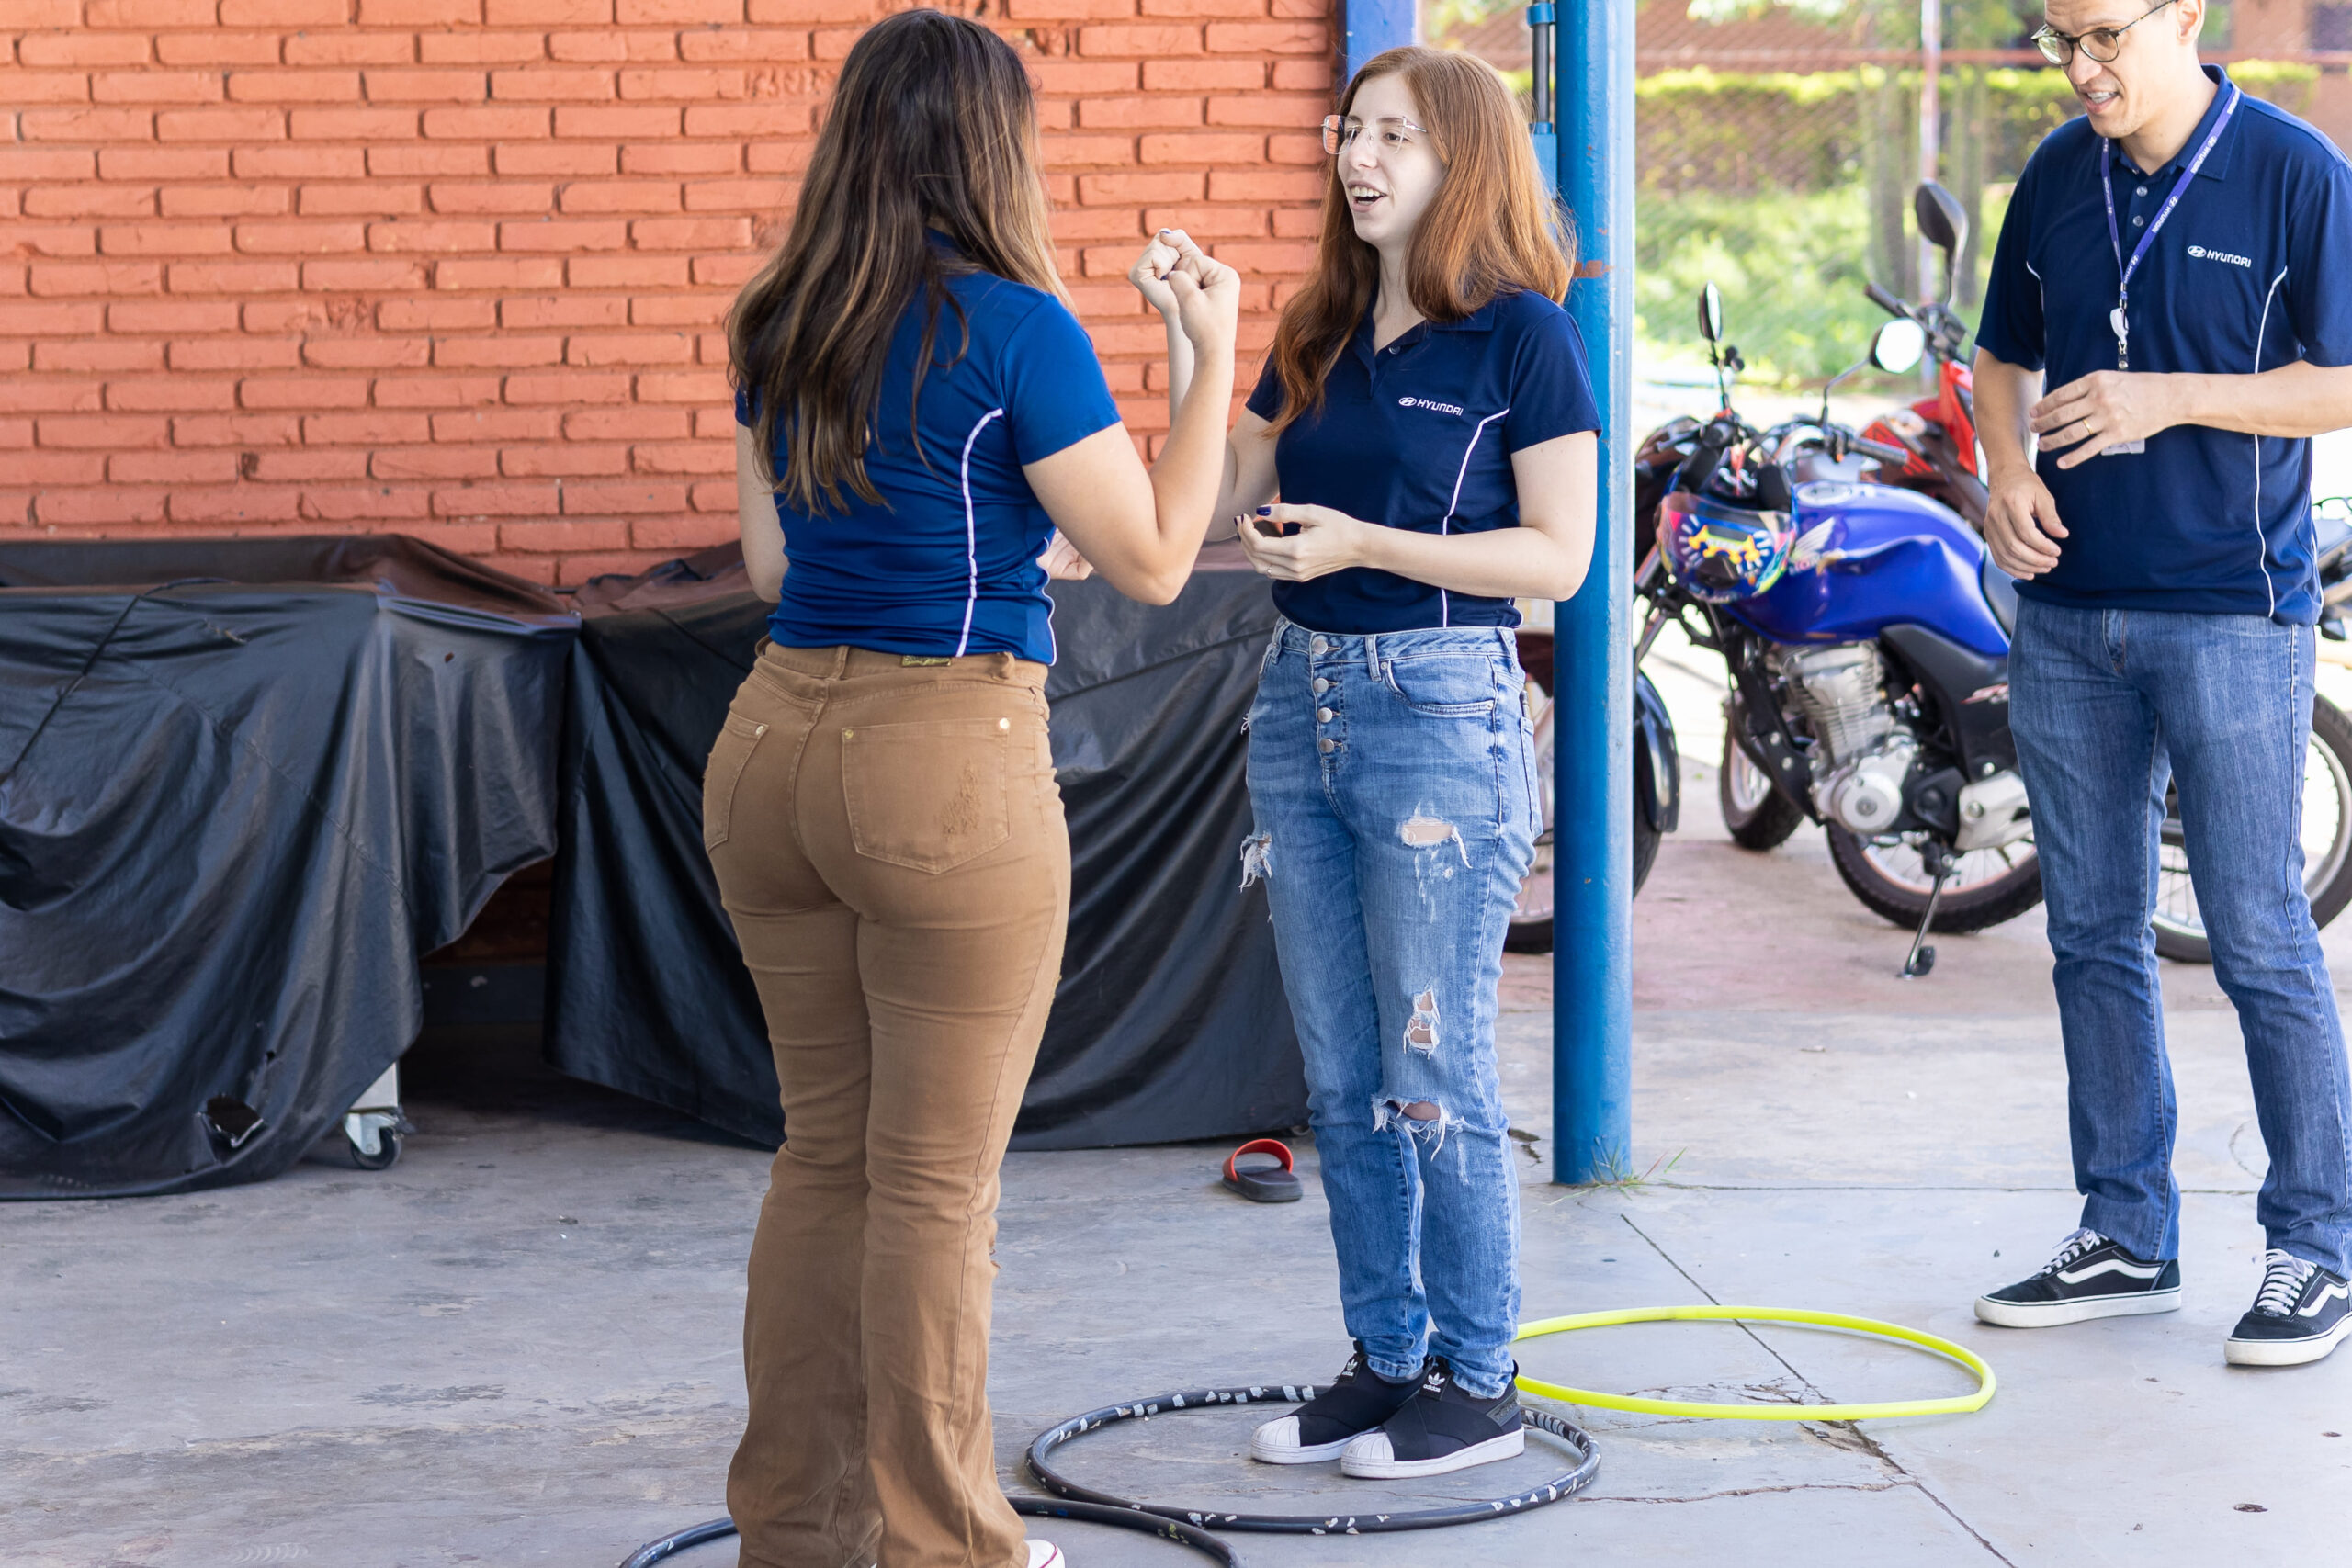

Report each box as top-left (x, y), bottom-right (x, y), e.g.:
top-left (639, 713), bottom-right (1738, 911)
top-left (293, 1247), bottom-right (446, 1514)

top-left (1901, 855), bottom-right (1952, 979)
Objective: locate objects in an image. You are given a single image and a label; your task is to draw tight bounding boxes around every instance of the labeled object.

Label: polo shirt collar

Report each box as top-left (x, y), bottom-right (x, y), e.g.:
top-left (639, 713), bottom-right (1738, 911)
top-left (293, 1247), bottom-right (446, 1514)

top-left (1351, 294), bottom-right (1507, 357)
top-left (2123, 64), bottom-right (2240, 184)
top-left (1433, 297), bottom-right (1504, 332)
top-left (2192, 65), bottom-right (2242, 182)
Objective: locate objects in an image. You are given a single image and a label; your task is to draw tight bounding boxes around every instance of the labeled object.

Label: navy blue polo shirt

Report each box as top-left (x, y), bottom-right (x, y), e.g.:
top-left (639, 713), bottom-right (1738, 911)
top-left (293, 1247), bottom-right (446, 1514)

top-left (1244, 288), bottom-right (1600, 632)
top-left (1977, 65), bottom-right (2352, 624)
top-left (735, 265), bottom-right (1119, 665)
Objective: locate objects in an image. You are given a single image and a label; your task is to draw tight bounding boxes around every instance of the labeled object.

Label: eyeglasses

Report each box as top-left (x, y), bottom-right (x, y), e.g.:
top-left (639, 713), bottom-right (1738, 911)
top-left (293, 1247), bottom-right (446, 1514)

top-left (1321, 114), bottom-right (1428, 156)
top-left (2030, 0), bottom-right (2177, 66)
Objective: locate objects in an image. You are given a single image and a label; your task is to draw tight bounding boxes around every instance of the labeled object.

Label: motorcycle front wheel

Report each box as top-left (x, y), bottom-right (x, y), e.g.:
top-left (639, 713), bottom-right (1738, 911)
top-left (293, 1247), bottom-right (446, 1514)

top-left (1719, 722), bottom-right (1804, 851)
top-left (2152, 693), bottom-right (2352, 964)
top-left (1826, 828), bottom-right (2045, 933)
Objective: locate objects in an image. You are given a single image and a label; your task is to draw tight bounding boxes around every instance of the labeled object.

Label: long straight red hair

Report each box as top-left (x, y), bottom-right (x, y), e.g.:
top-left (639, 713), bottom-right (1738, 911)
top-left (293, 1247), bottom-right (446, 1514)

top-left (1264, 47), bottom-right (1574, 432)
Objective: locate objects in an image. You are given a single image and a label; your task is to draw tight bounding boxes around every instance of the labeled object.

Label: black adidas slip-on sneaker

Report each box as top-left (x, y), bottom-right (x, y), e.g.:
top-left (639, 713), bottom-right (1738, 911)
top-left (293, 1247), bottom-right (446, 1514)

top-left (1974, 1227), bottom-right (2181, 1327)
top-left (2224, 1249), bottom-right (2352, 1367)
top-left (1250, 1343), bottom-right (1425, 1464)
top-left (1338, 1359), bottom-right (1524, 1480)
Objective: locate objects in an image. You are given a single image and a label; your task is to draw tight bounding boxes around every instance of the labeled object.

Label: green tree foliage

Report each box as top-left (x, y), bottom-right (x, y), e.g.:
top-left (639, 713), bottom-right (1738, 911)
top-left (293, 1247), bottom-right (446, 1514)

top-left (1430, 1), bottom-right (2319, 381)
top-left (1634, 53), bottom-right (2316, 380)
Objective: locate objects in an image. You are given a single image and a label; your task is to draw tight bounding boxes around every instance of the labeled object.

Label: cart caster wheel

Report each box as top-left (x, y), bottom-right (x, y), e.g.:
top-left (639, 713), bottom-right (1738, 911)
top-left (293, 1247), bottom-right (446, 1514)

top-left (350, 1129), bottom-right (401, 1170)
top-left (344, 1111), bottom-right (407, 1171)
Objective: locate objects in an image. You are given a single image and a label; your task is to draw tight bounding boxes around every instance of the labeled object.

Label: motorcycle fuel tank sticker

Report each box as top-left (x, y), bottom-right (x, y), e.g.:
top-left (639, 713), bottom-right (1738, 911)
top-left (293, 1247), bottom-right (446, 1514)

top-left (1787, 519), bottom-right (1840, 573)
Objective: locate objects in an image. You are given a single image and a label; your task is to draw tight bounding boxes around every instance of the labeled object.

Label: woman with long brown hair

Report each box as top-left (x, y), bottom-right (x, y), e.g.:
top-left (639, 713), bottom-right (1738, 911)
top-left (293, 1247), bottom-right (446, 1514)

top-left (1148, 46), bottom-right (1598, 1478)
top-left (709, 11), bottom-right (1237, 1565)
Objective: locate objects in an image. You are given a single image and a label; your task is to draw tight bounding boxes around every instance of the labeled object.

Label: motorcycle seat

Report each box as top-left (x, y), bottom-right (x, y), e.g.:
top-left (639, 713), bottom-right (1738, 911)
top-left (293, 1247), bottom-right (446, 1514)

top-left (1979, 551), bottom-right (2020, 638)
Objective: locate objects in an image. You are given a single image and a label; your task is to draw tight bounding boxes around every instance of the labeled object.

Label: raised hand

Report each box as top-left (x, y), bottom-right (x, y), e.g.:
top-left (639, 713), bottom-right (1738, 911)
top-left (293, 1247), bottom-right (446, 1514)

top-left (1155, 229), bottom-right (1239, 357)
top-left (1127, 228), bottom-right (1186, 319)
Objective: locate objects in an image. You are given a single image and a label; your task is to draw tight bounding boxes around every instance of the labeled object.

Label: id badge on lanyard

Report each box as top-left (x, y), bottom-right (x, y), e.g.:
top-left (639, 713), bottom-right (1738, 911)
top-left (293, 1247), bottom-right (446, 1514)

top-left (2097, 85), bottom-right (2240, 456)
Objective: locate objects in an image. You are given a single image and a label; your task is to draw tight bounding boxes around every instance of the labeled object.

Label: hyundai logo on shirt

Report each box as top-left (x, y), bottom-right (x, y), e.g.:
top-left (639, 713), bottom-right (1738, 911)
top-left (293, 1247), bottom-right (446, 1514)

top-left (2186, 243), bottom-right (2254, 268)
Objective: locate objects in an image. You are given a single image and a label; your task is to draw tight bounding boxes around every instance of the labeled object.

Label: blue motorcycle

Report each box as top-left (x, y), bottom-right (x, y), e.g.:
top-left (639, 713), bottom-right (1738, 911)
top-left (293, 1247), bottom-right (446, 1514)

top-left (1632, 283), bottom-right (2039, 976)
top-left (1634, 280), bottom-right (2352, 975)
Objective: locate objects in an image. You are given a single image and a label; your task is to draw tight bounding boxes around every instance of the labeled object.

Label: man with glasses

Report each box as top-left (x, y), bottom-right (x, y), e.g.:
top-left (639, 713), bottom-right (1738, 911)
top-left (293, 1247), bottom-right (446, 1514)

top-left (1971, 0), bottom-right (2352, 1364)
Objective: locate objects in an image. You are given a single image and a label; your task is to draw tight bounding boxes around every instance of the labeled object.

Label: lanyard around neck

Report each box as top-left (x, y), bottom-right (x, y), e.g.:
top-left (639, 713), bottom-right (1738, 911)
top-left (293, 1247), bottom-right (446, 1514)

top-left (2100, 83), bottom-right (2240, 368)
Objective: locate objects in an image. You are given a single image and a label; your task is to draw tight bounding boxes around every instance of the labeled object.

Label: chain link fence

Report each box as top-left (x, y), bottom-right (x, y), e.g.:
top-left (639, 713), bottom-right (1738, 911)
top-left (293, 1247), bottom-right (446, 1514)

top-left (1437, 0), bottom-right (2346, 386)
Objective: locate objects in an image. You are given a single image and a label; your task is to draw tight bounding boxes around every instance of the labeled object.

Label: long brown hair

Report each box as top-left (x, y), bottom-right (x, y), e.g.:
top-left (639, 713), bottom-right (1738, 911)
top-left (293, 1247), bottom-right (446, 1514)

top-left (727, 8), bottom-right (1067, 513)
top-left (1264, 47), bottom-right (1574, 433)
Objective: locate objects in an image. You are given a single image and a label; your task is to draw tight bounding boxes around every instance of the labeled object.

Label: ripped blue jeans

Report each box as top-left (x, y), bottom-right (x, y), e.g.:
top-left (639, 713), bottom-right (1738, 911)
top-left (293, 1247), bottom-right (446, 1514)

top-left (1242, 618), bottom-right (1539, 1398)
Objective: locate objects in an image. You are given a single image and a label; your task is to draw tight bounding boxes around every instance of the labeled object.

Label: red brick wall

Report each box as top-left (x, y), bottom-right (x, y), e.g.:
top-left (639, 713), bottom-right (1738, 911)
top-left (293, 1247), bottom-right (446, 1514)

top-left (0, 0), bottom-right (1333, 584)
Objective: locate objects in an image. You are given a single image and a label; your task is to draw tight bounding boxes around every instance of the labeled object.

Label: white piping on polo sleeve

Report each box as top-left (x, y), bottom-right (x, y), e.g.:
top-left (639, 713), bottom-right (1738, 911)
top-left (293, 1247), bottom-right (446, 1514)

top-left (2024, 260), bottom-right (2045, 359)
top-left (1438, 407), bottom-right (1510, 628)
top-left (956, 407), bottom-right (1006, 658)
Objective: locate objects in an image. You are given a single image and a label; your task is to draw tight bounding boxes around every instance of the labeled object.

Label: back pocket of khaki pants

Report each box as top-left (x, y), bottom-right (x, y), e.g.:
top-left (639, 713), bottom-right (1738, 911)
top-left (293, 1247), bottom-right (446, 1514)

top-left (703, 710), bottom-right (769, 852)
top-left (842, 719), bottom-right (1012, 874)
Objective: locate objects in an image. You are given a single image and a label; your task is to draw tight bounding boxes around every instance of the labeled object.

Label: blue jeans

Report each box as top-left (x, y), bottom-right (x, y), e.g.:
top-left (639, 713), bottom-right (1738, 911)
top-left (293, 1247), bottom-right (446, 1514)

top-left (2010, 598), bottom-right (2352, 1275)
top-left (1242, 618), bottom-right (1540, 1398)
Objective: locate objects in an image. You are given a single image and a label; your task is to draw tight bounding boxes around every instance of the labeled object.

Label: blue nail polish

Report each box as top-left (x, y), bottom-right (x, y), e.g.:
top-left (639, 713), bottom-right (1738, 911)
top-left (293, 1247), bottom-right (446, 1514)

top-left (1255, 506), bottom-right (1272, 515)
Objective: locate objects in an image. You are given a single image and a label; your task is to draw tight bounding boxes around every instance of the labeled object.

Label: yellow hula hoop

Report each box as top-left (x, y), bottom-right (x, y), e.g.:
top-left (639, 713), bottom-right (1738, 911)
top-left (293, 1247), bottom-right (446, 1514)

top-left (1512, 1305), bottom-right (1996, 1422)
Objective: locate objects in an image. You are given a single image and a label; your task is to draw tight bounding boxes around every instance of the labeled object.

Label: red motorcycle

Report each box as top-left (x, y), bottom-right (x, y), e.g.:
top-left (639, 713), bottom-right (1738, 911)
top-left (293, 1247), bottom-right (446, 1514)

top-left (1856, 183), bottom-right (1988, 531)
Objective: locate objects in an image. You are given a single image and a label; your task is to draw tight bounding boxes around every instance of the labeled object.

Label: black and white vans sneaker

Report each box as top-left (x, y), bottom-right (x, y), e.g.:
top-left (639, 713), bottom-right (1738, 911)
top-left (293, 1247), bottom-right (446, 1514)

top-left (1974, 1227), bottom-right (2181, 1327)
top-left (2224, 1249), bottom-right (2352, 1367)
top-left (1338, 1359), bottom-right (1524, 1479)
top-left (1250, 1343), bottom-right (1424, 1464)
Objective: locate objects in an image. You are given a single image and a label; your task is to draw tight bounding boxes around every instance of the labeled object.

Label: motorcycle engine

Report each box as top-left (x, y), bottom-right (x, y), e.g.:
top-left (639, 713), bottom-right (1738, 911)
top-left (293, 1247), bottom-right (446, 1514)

top-left (1771, 643), bottom-right (1914, 835)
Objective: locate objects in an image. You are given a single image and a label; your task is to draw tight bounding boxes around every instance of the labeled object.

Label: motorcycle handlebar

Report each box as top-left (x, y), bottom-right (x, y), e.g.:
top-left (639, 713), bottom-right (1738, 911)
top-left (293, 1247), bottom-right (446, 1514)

top-left (1672, 416), bottom-right (1743, 495)
top-left (1766, 418), bottom-right (1910, 470)
top-left (1862, 281), bottom-right (1912, 321)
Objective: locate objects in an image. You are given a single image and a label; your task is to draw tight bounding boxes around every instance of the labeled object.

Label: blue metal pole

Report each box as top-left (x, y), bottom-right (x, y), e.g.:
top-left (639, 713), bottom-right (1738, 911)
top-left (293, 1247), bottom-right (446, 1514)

top-left (1341, 0), bottom-right (1418, 84)
top-left (1552, 0), bottom-right (1634, 1183)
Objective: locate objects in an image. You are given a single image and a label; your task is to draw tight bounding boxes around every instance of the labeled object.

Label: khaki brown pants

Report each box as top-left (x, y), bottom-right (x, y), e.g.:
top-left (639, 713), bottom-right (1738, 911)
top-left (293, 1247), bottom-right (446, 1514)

top-left (704, 642), bottom-right (1069, 1568)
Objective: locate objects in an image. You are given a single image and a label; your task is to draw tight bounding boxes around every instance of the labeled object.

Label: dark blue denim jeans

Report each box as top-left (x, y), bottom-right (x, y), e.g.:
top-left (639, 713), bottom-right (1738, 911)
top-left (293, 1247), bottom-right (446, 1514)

top-left (1241, 618), bottom-right (1540, 1397)
top-left (2011, 597), bottom-right (2352, 1275)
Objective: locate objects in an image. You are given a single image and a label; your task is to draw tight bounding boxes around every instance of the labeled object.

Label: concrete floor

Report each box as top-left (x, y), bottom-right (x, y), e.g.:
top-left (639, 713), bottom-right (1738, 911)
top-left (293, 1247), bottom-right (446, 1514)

top-left (9, 659), bottom-right (2352, 1567)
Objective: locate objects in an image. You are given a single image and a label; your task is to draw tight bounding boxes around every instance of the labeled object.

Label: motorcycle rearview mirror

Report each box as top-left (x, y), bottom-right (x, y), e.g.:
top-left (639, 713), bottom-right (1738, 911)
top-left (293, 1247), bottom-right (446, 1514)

top-left (1914, 182), bottom-right (1970, 306)
top-left (1912, 183), bottom-right (1963, 251)
top-left (1871, 318), bottom-right (1928, 376)
top-left (1698, 283), bottom-right (1738, 410)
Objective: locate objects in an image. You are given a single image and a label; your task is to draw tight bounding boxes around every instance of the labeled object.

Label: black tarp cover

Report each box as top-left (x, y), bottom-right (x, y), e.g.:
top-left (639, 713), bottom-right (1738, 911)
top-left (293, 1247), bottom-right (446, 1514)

top-left (548, 541), bottom-right (1306, 1149)
top-left (0, 536), bottom-right (574, 1197)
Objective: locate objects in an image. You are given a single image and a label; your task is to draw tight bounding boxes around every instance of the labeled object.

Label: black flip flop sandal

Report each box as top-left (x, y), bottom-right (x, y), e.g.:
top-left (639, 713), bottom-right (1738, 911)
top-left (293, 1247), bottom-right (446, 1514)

top-left (1221, 1137), bottom-right (1303, 1202)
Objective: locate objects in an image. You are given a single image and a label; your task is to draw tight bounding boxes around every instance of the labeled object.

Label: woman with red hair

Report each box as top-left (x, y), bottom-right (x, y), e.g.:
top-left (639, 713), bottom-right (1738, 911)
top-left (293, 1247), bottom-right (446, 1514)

top-left (1148, 45), bottom-right (1598, 1479)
